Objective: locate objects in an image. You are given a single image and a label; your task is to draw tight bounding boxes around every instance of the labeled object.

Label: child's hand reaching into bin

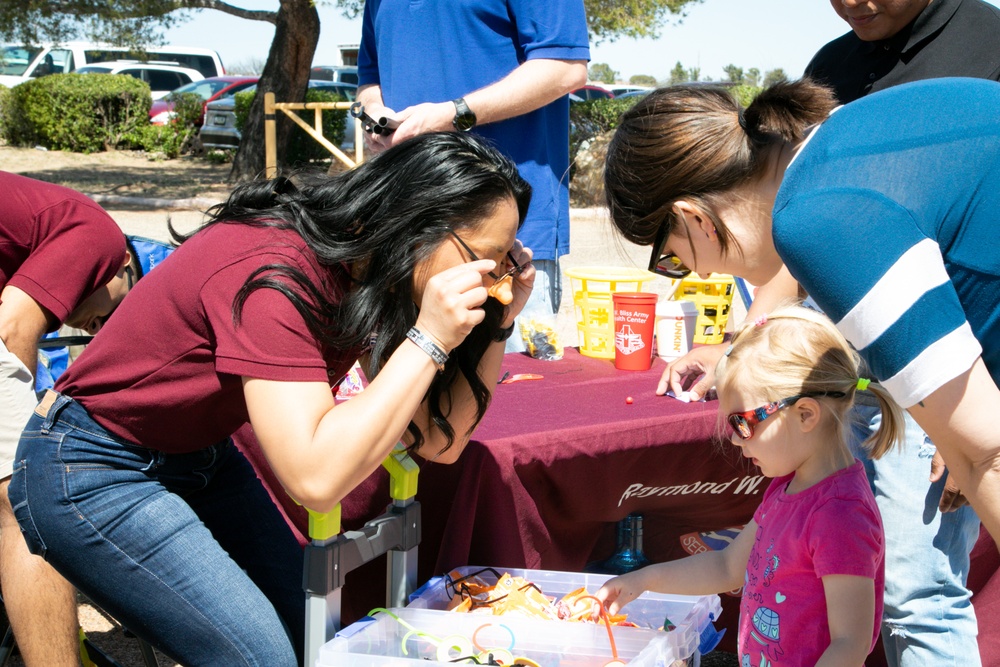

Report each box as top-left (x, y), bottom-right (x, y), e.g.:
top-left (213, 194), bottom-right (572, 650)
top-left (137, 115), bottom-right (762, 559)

top-left (595, 569), bottom-right (652, 616)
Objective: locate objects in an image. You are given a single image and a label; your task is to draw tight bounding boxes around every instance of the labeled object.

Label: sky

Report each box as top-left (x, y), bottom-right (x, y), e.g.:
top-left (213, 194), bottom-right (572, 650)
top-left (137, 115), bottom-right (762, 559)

top-left (160, 0), bottom-right (1000, 83)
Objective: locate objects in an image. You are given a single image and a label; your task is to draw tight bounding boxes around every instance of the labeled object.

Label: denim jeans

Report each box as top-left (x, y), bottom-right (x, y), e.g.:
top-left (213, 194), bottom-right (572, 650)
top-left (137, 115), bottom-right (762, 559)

top-left (850, 402), bottom-right (981, 667)
top-left (9, 393), bottom-right (305, 666)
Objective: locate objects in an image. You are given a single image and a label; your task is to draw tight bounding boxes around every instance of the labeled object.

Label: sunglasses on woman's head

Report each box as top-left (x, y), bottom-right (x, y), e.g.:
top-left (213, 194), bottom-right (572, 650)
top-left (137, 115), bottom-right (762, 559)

top-left (450, 231), bottom-right (524, 282)
top-left (727, 392), bottom-right (845, 440)
top-left (647, 223), bottom-right (692, 279)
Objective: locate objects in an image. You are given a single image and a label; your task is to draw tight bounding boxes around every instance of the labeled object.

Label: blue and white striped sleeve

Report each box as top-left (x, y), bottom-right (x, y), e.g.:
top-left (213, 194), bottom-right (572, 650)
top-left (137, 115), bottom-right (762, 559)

top-left (774, 189), bottom-right (981, 408)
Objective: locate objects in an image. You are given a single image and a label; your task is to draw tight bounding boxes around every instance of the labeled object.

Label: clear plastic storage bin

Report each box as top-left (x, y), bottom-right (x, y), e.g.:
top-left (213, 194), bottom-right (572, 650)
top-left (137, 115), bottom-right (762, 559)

top-left (318, 606), bottom-right (660, 667)
top-left (317, 566), bottom-right (722, 667)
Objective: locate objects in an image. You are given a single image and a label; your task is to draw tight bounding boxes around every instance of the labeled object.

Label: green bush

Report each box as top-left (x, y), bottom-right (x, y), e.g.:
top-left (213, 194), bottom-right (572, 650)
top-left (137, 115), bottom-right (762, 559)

top-left (120, 124), bottom-right (187, 158)
top-left (234, 88), bottom-right (254, 133)
top-left (234, 88), bottom-right (349, 165)
top-left (568, 86), bottom-right (766, 178)
top-left (0, 85), bottom-right (10, 144)
top-left (569, 97), bottom-right (637, 173)
top-left (730, 84), bottom-right (764, 109)
top-left (121, 91), bottom-right (204, 158)
top-left (2, 73), bottom-right (151, 152)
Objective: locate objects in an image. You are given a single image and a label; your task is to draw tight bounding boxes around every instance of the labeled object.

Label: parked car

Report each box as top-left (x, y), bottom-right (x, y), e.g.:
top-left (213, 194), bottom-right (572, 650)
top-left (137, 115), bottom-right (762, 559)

top-left (606, 85), bottom-right (652, 97)
top-left (570, 85), bottom-right (615, 101)
top-left (199, 80), bottom-right (357, 151)
top-left (309, 65), bottom-right (358, 85)
top-left (615, 90), bottom-right (650, 99)
top-left (0, 42), bottom-right (224, 88)
top-left (149, 76), bottom-right (259, 125)
top-left (75, 61), bottom-right (205, 99)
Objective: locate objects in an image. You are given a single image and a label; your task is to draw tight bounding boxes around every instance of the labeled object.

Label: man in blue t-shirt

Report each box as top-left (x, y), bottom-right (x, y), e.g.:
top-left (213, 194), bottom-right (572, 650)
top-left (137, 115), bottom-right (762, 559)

top-left (355, 0), bottom-right (589, 350)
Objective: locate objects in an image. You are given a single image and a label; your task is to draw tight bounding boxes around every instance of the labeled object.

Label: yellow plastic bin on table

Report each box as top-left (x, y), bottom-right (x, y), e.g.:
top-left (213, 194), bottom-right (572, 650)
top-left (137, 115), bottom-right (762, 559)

top-left (566, 267), bottom-right (657, 359)
top-left (675, 273), bottom-right (736, 345)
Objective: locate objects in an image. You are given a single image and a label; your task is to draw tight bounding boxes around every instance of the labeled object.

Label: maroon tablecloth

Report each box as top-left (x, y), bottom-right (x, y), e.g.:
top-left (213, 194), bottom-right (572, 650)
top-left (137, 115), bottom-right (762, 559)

top-left (235, 348), bottom-right (998, 662)
top-left (236, 348), bottom-right (758, 644)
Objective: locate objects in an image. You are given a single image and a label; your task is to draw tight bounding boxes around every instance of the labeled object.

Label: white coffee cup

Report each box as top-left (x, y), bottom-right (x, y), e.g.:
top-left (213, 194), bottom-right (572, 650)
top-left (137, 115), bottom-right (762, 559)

top-left (655, 299), bottom-right (698, 362)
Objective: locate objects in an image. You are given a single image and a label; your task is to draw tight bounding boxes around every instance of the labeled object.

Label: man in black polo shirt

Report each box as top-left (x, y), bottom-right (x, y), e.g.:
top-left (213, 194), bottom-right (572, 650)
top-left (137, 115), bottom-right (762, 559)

top-left (805, 2), bottom-right (1000, 665)
top-left (808, 0), bottom-right (1000, 102)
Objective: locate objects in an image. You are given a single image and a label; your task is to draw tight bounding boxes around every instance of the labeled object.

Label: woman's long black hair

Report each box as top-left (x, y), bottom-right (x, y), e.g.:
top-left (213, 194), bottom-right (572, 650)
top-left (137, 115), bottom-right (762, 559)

top-left (174, 132), bottom-right (531, 453)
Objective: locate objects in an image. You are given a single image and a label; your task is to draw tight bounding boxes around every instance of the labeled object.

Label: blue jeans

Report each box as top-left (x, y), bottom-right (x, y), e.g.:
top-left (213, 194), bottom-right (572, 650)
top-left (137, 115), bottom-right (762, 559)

top-left (9, 394), bottom-right (305, 666)
top-left (850, 403), bottom-right (981, 667)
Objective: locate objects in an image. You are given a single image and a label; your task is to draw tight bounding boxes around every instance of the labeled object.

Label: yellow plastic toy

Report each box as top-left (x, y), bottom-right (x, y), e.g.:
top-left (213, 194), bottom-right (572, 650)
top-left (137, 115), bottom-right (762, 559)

top-left (565, 267), bottom-right (656, 359)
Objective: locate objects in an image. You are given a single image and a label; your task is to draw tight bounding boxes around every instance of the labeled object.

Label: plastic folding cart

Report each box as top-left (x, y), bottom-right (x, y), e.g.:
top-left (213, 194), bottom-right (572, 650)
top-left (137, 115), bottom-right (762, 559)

top-left (301, 443), bottom-right (422, 667)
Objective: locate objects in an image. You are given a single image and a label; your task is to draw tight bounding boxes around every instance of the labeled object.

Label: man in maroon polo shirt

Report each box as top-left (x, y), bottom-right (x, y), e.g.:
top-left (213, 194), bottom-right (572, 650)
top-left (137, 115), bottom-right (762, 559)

top-left (0, 170), bottom-right (132, 666)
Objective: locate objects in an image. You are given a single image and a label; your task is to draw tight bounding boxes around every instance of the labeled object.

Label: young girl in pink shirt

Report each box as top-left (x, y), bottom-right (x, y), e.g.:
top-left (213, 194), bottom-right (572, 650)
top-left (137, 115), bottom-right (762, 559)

top-left (598, 305), bottom-right (904, 667)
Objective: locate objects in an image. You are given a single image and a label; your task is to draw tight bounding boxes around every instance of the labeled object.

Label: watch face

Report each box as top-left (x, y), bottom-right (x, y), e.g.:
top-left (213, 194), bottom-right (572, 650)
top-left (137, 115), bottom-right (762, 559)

top-left (454, 113), bottom-right (476, 132)
top-left (453, 98), bottom-right (476, 132)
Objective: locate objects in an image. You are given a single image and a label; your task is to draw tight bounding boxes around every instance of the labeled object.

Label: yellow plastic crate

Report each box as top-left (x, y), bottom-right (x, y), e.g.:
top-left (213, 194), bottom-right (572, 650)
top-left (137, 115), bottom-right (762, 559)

top-left (565, 266), bottom-right (656, 359)
top-left (676, 273), bottom-right (735, 344)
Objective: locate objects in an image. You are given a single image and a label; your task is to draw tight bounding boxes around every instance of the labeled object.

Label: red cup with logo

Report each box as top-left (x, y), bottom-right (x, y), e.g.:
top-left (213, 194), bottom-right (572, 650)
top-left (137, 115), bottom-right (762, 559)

top-left (612, 292), bottom-right (657, 371)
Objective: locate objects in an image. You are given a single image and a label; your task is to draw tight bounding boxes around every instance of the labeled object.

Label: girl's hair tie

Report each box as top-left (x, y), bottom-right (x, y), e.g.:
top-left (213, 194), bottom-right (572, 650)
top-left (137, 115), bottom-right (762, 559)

top-left (754, 315), bottom-right (768, 327)
top-left (856, 377), bottom-right (871, 391)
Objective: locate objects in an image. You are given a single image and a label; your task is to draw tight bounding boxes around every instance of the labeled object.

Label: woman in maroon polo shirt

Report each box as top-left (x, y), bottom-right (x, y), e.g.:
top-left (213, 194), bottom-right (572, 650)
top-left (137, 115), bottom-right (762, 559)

top-left (9, 132), bottom-right (533, 666)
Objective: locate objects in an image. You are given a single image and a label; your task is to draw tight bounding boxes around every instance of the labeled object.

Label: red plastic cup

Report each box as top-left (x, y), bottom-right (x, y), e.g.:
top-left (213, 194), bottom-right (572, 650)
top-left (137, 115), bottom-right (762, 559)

top-left (612, 292), bottom-right (658, 371)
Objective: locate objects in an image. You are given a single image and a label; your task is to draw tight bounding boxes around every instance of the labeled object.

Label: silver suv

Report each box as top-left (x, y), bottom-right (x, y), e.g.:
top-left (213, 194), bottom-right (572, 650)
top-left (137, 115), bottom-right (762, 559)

top-left (309, 65), bottom-right (358, 85)
top-left (75, 61), bottom-right (204, 99)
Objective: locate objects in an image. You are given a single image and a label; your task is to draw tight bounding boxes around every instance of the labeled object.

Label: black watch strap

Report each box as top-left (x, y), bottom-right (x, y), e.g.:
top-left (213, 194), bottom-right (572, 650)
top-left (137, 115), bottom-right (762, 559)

top-left (452, 97), bottom-right (477, 132)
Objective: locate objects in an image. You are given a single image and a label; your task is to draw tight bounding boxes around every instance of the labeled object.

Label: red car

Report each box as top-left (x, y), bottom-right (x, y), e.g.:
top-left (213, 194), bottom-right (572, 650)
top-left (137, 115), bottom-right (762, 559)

top-left (149, 75), bottom-right (259, 126)
top-left (570, 85), bottom-right (615, 102)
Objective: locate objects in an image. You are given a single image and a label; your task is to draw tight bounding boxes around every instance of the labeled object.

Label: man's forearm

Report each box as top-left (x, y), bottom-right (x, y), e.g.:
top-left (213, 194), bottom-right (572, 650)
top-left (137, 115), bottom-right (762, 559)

top-left (463, 58), bottom-right (587, 126)
top-left (0, 286), bottom-right (50, 372)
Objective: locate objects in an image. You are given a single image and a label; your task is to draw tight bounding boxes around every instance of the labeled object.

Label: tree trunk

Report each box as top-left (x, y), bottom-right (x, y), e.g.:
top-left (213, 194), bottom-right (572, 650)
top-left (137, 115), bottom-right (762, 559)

top-left (229, 0), bottom-right (319, 182)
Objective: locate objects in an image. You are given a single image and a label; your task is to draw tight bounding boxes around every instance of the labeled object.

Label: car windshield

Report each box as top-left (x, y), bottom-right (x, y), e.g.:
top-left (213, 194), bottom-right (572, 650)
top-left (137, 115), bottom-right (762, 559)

top-left (0, 46), bottom-right (41, 75)
top-left (166, 79), bottom-right (239, 101)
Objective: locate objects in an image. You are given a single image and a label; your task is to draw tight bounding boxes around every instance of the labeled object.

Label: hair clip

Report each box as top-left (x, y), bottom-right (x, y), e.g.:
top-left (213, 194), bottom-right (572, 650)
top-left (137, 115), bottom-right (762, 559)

top-left (754, 315), bottom-right (768, 327)
top-left (856, 378), bottom-right (871, 391)
top-left (724, 345), bottom-right (734, 357)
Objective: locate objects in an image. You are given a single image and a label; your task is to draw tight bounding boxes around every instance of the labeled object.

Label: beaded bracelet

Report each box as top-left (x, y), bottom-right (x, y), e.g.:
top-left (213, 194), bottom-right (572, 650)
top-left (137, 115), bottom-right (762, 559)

top-left (406, 327), bottom-right (448, 372)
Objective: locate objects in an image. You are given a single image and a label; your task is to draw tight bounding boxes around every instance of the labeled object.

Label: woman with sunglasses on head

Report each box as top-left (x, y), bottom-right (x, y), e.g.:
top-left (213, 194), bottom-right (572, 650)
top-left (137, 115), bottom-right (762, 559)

top-left (602, 76), bottom-right (1000, 549)
top-left (598, 305), bottom-right (904, 666)
top-left (9, 132), bottom-right (533, 666)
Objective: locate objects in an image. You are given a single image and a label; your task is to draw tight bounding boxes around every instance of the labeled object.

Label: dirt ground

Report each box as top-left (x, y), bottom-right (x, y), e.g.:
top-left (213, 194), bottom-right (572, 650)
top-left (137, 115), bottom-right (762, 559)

top-left (1, 146), bottom-right (740, 667)
top-left (1, 145), bottom-right (233, 202)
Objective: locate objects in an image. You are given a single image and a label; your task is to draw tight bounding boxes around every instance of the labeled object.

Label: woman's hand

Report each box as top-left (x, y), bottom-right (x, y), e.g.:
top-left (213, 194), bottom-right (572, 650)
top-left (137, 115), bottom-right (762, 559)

top-left (930, 451), bottom-right (970, 512)
top-left (659, 343), bottom-right (727, 398)
top-left (414, 259), bottom-right (495, 352)
top-left (489, 241), bottom-right (534, 326)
